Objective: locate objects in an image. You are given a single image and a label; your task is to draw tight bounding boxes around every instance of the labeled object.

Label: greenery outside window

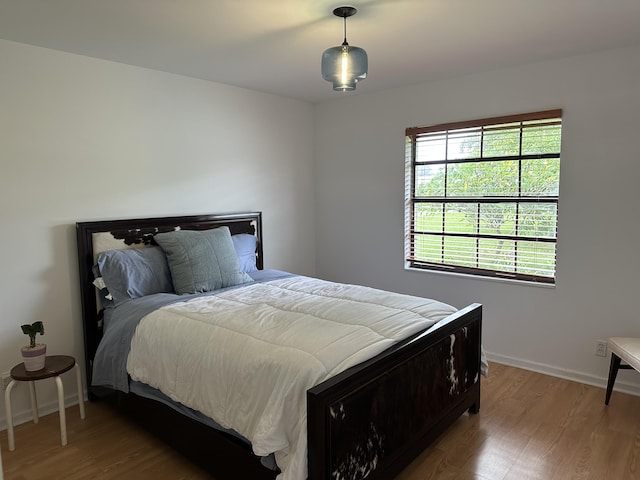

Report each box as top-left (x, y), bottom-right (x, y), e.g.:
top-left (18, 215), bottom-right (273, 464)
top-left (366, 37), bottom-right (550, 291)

top-left (405, 110), bottom-right (562, 284)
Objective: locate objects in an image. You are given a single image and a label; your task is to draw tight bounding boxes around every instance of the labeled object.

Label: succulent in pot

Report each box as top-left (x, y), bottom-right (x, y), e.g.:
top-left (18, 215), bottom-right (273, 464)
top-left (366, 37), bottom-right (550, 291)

top-left (21, 321), bottom-right (46, 371)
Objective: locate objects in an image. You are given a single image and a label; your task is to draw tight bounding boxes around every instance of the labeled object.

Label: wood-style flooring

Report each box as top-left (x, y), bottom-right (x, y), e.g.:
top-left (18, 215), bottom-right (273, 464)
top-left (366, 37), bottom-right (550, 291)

top-left (1, 363), bottom-right (639, 479)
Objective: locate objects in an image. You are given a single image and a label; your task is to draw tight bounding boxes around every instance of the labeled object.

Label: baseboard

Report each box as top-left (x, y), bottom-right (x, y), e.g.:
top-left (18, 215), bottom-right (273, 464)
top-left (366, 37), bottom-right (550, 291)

top-left (486, 352), bottom-right (640, 397)
top-left (0, 390), bottom-right (85, 432)
top-left (2, 355), bottom-right (639, 431)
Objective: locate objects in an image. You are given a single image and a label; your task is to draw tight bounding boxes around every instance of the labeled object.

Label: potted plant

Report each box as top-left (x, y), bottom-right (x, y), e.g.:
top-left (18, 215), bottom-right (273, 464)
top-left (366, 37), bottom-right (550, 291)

top-left (21, 321), bottom-right (46, 371)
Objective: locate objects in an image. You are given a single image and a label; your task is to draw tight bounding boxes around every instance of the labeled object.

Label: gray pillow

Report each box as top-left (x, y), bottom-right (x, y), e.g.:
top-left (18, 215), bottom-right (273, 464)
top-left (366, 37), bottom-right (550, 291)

top-left (96, 246), bottom-right (174, 306)
top-left (155, 227), bottom-right (252, 294)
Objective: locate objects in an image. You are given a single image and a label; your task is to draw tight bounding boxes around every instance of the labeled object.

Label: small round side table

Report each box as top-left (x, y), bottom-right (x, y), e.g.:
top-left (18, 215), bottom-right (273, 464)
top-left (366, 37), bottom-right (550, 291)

top-left (4, 355), bottom-right (86, 451)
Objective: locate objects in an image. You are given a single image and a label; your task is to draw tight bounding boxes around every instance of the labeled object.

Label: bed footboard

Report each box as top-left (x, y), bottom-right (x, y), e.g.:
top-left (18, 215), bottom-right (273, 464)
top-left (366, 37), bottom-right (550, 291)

top-left (307, 303), bottom-right (482, 480)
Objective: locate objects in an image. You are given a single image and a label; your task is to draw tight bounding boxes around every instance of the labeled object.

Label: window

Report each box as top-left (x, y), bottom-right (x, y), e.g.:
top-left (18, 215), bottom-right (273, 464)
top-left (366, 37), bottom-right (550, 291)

top-left (405, 110), bottom-right (562, 284)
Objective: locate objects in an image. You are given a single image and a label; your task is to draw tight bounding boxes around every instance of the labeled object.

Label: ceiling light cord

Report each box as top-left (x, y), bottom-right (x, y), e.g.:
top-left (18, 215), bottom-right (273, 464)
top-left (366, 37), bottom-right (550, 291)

top-left (342, 16), bottom-right (348, 46)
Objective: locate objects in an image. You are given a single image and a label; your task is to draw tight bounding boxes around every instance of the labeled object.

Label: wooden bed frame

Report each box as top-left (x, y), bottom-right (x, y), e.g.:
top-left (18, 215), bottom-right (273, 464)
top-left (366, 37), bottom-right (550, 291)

top-left (76, 212), bottom-right (482, 480)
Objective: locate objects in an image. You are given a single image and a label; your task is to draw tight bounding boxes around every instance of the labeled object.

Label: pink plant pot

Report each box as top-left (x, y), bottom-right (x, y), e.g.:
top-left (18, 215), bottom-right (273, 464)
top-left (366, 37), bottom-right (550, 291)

top-left (21, 344), bottom-right (47, 371)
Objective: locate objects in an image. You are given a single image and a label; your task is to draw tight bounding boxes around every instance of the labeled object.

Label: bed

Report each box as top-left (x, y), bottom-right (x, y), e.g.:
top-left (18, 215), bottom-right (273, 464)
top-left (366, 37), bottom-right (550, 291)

top-left (76, 212), bottom-right (483, 480)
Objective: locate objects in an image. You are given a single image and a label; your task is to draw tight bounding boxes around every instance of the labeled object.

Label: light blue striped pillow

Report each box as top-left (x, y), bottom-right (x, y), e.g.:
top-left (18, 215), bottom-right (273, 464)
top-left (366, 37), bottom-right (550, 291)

top-left (96, 246), bottom-right (173, 306)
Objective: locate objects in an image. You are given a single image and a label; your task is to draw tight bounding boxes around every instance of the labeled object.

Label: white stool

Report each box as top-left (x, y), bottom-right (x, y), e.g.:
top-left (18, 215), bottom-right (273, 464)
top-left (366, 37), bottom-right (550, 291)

top-left (4, 355), bottom-right (85, 450)
top-left (605, 337), bottom-right (640, 405)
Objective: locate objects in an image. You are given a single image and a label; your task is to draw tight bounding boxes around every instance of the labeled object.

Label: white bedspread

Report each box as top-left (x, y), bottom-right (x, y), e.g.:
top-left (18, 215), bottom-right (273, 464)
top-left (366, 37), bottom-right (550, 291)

top-left (126, 276), bottom-right (457, 480)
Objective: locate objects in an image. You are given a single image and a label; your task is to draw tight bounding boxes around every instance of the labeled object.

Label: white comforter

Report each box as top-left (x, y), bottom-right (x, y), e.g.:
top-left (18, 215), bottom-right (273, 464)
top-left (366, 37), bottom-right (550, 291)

top-left (126, 276), bottom-right (457, 480)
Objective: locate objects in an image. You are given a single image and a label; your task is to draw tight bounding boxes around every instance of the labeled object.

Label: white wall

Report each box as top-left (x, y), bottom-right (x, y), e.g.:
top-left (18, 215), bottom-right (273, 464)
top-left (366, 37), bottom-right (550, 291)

top-left (0, 39), bottom-right (316, 428)
top-left (315, 44), bottom-right (640, 393)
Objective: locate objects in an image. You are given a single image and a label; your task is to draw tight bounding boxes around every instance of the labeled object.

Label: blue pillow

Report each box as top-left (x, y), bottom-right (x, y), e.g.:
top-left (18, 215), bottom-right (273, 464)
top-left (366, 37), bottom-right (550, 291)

top-left (232, 233), bottom-right (258, 272)
top-left (96, 246), bottom-right (174, 306)
top-left (155, 227), bottom-right (253, 295)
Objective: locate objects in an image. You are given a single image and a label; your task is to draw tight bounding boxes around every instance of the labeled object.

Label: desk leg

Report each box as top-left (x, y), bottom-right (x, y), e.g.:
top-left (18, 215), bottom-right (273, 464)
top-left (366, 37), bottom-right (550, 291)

top-left (54, 376), bottom-right (67, 446)
top-left (74, 364), bottom-right (85, 419)
top-left (4, 380), bottom-right (16, 451)
top-left (28, 381), bottom-right (39, 424)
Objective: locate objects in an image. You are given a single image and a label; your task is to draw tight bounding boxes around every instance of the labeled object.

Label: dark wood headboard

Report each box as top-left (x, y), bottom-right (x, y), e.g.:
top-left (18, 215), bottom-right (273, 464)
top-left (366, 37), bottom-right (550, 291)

top-left (76, 212), bottom-right (263, 390)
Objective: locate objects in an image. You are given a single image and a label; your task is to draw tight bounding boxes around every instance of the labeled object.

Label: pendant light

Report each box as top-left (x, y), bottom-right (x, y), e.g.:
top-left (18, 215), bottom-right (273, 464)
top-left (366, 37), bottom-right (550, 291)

top-left (321, 6), bottom-right (368, 91)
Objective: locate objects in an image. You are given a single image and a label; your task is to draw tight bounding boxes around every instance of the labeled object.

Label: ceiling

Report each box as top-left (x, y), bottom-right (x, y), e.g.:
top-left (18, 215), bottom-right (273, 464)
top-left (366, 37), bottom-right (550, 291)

top-left (2, 1), bottom-right (640, 103)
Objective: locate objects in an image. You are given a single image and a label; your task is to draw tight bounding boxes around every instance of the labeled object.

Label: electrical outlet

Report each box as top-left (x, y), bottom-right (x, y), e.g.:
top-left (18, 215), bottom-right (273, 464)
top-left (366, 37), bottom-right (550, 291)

top-left (1, 372), bottom-right (11, 390)
top-left (595, 340), bottom-right (608, 357)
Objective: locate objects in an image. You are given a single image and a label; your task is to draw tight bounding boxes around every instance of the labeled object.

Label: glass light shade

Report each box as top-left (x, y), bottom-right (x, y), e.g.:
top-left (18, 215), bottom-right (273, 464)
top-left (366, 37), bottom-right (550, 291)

top-left (321, 44), bottom-right (368, 91)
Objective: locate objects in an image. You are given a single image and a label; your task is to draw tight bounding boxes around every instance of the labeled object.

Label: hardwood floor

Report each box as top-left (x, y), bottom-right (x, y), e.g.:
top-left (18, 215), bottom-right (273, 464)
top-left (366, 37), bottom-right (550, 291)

top-left (1, 363), bottom-right (639, 479)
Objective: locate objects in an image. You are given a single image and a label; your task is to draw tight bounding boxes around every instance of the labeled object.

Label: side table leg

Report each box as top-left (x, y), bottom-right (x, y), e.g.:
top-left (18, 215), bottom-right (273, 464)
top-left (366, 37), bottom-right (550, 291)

top-left (28, 381), bottom-right (39, 424)
top-left (4, 380), bottom-right (16, 451)
top-left (54, 376), bottom-right (67, 446)
top-left (74, 364), bottom-right (85, 419)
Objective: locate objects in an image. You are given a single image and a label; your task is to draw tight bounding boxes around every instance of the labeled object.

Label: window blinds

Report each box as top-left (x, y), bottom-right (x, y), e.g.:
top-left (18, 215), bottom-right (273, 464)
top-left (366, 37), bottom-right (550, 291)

top-left (405, 110), bottom-right (562, 283)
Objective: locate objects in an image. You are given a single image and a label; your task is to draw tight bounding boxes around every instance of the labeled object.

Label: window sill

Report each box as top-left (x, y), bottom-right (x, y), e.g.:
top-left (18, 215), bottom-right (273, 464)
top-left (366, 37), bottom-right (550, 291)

top-left (404, 265), bottom-right (556, 289)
